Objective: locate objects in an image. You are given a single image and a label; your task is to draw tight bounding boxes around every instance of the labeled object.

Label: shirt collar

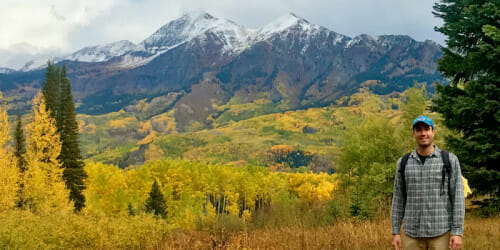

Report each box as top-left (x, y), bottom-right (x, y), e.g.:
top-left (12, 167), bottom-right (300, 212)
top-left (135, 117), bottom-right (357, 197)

top-left (410, 145), bottom-right (440, 158)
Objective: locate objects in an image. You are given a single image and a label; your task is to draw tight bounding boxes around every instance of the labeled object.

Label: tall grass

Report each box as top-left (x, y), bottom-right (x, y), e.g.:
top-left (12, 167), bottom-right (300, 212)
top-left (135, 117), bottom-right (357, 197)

top-left (159, 216), bottom-right (500, 250)
top-left (0, 210), bottom-right (171, 249)
top-left (2, 210), bottom-right (498, 249)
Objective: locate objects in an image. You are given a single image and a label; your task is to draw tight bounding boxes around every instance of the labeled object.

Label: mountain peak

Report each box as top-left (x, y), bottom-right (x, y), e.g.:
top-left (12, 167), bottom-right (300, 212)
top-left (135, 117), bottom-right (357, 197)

top-left (139, 11), bottom-right (252, 56)
top-left (255, 12), bottom-right (323, 41)
top-left (179, 10), bottom-right (215, 22)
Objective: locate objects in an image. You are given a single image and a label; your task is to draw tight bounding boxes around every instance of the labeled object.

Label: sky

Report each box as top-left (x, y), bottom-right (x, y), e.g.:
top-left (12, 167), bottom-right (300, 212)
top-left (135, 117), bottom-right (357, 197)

top-left (0, 0), bottom-right (445, 69)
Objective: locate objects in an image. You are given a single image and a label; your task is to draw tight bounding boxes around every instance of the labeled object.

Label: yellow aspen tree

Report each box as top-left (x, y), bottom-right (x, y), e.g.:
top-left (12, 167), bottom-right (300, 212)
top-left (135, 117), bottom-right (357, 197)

top-left (22, 92), bottom-right (72, 214)
top-left (0, 90), bottom-right (19, 211)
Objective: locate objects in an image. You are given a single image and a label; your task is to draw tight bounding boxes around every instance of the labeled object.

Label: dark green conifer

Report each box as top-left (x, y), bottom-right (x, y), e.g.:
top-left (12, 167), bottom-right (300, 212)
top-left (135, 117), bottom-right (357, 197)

top-left (58, 66), bottom-right (87, 212)
top-left (145, 180), bottom-right (167, 218)
top-left (14, 115), bottom-right (26, 172)
top-left (128, 203), bottom-right (135, 216)
top-left (41, 62), bottom-right (87, 212)
top-left (14, 114), bottom-right (26, 208)
top-left (432, 0), bottom-right (500, 206)
top-left (41, 62), bottom-right (59, 117)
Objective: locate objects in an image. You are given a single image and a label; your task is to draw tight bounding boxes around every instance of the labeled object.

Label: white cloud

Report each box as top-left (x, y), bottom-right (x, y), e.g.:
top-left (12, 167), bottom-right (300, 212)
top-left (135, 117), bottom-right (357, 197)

top-left (0, 0), bottom-right (117, 50)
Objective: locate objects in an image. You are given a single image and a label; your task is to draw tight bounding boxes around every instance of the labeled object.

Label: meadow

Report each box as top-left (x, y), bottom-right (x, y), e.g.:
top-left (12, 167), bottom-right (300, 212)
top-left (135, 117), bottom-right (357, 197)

top-left (1, 211), bottom-right (498, 249)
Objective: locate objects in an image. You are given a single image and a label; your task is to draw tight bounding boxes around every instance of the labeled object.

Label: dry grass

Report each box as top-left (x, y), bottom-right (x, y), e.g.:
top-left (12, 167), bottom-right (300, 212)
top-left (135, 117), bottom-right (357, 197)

top-left (1, 210), bottom-right (498, 249)
top-left (157, 216), bottom-right (500, 250)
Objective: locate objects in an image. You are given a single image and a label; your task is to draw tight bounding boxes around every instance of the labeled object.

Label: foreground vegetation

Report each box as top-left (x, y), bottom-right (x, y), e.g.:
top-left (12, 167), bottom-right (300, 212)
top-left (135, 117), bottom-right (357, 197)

top-left (1, 211), bottom-right (498, 249)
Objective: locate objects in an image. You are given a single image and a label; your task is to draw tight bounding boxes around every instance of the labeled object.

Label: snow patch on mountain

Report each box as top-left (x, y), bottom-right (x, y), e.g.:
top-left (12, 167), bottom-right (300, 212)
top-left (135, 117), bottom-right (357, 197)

top-left (18, 55), bottom-right (62, 72)
top-left (255, 13), bottom-right (323, 41)
top-left (0, 67), bottom-right (15, 74)
top-left (67, 40), bottom-right (137, 62)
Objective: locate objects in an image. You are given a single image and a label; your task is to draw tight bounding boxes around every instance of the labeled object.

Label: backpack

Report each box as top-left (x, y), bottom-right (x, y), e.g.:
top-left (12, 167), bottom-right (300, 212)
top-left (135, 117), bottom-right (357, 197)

top-left (399, 150), bottom-right (451, 200)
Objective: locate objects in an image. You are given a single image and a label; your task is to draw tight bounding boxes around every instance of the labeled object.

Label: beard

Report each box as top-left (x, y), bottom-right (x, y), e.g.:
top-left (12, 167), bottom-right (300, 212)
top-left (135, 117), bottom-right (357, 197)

top-left (416, 138), bottom-right (433, 147)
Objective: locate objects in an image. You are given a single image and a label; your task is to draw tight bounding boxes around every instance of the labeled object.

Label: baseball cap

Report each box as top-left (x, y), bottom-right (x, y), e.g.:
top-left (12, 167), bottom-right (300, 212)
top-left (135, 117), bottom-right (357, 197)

top-left (412, 116), bottom-right (434, 129)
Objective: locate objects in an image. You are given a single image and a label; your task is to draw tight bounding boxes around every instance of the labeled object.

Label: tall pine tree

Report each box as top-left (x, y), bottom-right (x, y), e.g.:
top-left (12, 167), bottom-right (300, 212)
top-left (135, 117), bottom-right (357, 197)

top-left (41, 62), bottom-right (86, 212)
top-left (58, 66), bottom-right (87, 212)
top-left (42, 62), bottom-right (59, 116)
top-left (14, 114), bottom-right (27, 208)
top-left (14, 115), bottom-right (27, 172)
top-left (432, 1), bottom-right (500, 204)
top-left (145, 180), bottom-right (167, 218)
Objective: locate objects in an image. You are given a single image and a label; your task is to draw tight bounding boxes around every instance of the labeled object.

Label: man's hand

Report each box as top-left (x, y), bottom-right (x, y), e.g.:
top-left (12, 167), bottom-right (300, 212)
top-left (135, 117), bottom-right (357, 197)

top-left (449, 235), bottom-right (462, 250)
top-left (392, 234), bottom-right (402, 250)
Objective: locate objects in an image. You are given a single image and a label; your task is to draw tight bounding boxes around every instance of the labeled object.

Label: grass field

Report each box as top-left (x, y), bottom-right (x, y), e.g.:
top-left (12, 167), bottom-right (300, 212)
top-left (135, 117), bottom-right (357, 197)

top-left (159, 216), bottom-right (500, 249)
top-left (1, 207), bottom-right (498, 249)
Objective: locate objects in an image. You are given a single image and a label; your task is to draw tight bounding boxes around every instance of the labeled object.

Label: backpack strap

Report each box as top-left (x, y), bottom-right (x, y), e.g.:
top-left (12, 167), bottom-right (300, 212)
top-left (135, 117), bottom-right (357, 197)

top-left (399, 153), bottom-right (411, 201)
top-left (440, 150), bottom-right (452, 196)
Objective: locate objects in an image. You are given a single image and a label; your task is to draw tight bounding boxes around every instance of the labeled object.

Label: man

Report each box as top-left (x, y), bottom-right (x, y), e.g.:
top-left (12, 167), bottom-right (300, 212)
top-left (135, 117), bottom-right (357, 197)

top-left (391, 116), bottom-right (465, 250)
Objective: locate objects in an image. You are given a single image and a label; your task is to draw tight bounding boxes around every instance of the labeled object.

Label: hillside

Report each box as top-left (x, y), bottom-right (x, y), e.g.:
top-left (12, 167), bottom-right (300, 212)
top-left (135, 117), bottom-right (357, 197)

top-left (79, 87), bottom-right (403, 170)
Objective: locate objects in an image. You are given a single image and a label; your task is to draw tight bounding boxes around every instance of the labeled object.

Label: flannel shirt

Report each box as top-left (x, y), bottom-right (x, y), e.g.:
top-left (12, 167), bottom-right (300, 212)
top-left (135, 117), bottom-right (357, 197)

top-left (390, 146), bottom-right (465, 237)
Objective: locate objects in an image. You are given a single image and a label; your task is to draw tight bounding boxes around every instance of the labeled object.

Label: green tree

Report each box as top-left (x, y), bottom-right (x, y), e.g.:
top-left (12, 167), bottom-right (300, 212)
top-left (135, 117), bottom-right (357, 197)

top-left (42, 62), bottom-right (59, 117)
top-left (432, 1), bottom-right (500, 202)
top-left (58, 66), bottom-right (87, 212)
top-left (397, 86), bottom-right (429, 152)
top-left (338, 91), bottom-right (403, 218)
top-left (14, 115), bottom-right (27, 208)
top-left (14, 115), bottom-right (27, 172)
top-left (41, 63), bottom-right (86, 212)
top-left (145, 180), bottom-right (167, 218)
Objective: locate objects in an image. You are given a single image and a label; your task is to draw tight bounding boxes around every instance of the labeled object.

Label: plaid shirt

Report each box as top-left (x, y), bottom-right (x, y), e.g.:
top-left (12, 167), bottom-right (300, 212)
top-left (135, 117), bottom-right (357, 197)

top-left (391, 146), bottom-right (465, 237)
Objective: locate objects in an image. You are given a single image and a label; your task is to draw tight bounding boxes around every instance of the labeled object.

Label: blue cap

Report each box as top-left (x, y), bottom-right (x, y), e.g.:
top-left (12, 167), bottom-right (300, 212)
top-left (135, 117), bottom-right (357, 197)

top-left (412, 116), bottom-right (434, 129)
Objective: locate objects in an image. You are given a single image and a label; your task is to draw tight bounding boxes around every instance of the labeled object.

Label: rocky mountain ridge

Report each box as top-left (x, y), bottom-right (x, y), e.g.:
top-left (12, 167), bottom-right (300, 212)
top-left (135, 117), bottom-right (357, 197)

top-left (0, 11), bottom-right (444, 130)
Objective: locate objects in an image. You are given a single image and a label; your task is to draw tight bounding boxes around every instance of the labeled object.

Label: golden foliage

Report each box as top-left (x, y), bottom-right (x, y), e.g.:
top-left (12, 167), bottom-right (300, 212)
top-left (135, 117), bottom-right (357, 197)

top-left (138, 131), bottom-right (156, 145)
top-left (83, 160), bottom-right (337, 224)
top-left (22, 93), bottom-right (72, 214)
top-left (144, 144), bottom-right (164, 163)
top-left (285, 172), bottom-right (338, 203)
top-left (0, 90), bottom-right (18, 211)
top-left (270, 144), bottom-right (294, 156)
top-left (108, 117), bottom-right (136, 128)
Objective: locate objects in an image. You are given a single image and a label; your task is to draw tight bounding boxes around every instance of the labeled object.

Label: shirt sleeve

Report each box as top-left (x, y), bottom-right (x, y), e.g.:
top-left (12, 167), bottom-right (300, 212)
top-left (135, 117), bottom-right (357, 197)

top-left (391, 157), bottom-right (405, 235)
top-left (449, 154), bottom-right (465, 236)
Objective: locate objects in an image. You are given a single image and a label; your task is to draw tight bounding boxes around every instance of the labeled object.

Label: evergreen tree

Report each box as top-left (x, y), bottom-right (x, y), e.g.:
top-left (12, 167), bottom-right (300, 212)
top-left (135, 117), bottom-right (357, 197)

top-left (58, 66), bottom-right (87, 212)
top-left (0, 90), bottom-right (19, 212)
top-left (145, 180), bottom-right (167, 218)
top-left (41, 63), bottom-right (86, 212)
top-left (128, 203), bottom-right (135, 216)
top-left (432, 1), bottom-right (500, 202)
top-left (14, 115), bottom-right (27, 172)
top-left (42, 62), bottom-right (59, 117)
top-left (14, 114), bottom-right (27, 208)
top-left (22, 93), bottom-right (72, 214)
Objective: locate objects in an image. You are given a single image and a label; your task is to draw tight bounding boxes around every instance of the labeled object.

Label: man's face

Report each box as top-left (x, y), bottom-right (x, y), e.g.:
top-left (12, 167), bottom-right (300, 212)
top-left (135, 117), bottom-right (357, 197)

top-left (412, 122), bottom-right (435, 147)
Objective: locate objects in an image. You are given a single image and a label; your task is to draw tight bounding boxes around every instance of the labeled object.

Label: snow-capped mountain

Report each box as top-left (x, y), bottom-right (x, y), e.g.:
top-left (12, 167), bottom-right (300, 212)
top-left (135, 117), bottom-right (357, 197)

top-left (66, 40), bottom-right (137, 63)
top-left (0, 67), bottom-right (15, 74)
top-left (2, 11), bottom-right (444, 119)
top-left (254, 13), bottom-right (345, 43)
top-left (11, 11), bottom-right (419, 71)
top-left (138, 11), bottom-right (253, 55)
top-left (18, 55), bottom-right (63, 72)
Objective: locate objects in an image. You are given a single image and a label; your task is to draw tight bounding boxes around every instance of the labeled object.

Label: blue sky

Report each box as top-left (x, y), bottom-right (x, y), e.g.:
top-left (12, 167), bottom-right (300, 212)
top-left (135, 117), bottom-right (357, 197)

top-left (0, 0), bottom-right (445, 69)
